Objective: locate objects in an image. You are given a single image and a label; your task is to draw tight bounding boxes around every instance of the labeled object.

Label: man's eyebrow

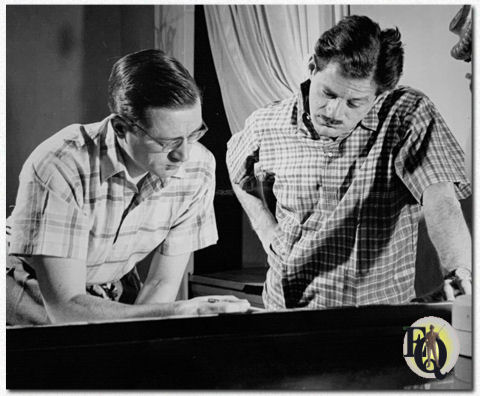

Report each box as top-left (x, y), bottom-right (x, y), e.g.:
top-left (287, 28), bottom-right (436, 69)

top-left (322, 87), bottom-right (336, 95)
top-left (155, 122), bottom-right (204, 142)
top-left (322, 84), bottom-right (370, 102)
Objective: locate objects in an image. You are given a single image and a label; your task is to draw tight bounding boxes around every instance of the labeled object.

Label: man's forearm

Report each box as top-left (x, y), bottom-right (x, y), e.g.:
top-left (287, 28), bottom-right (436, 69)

top-left (134, 279), bottom-right (180, 304)
top-left (231, 182), bottom-right (279, 252)
top-left (47, 293), bottom-right (180, 324)
top-left (32, 254), bottom-right (248, 324)
top-left (134, 252), bottom-right (191, 305)
top-left (423, 184), bottom-right (471, 273)
top-left (47, 293), bottom-right (251, 324)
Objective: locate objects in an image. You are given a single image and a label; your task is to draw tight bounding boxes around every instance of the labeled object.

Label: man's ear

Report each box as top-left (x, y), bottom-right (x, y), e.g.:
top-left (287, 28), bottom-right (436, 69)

top-left (111, 115), bottom-right (130, 139)
top-left (307, 55), bottom-right (316, 77)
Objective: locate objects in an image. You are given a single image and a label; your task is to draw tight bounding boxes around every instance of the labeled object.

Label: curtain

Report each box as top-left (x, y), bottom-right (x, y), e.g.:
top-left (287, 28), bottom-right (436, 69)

top-left (204, 5), bottom-right (349, 134)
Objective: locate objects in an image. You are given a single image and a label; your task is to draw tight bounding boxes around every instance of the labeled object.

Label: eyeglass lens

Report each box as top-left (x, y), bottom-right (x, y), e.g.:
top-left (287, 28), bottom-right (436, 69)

top-left (162, 124), bottom-right (208, 151)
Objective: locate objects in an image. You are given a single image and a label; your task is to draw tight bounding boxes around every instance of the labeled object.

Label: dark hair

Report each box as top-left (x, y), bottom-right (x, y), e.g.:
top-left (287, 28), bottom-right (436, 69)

top-left (313, 15), bottom-right (404, 94)
top-left (108, 49), bottom-right (201, 121)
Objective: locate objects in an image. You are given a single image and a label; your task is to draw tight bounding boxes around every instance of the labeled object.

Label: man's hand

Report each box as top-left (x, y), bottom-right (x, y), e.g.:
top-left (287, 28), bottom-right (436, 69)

top-left (227, 146), bottom-right (280, 253)
top-left (231, 182), bottom-right (279, 253)
top-left (173, 295), bottom-right (251, 316)
top-left (413, 268), bottom-right (471, 303)
top-left (442, 268), bottom-right (472, 301)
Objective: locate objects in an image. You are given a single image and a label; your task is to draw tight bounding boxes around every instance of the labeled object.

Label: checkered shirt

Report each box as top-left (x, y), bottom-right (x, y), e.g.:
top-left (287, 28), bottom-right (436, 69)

top-left (8, 116), bottom-right (218, 285)
top-left (227, 85), bottom-right (471, 309)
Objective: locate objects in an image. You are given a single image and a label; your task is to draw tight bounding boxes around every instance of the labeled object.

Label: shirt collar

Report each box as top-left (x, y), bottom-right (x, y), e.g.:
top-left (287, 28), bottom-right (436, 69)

top-left (359, 95), bottom-right (383, 132)
top-left (296, 79), bottom-right (320, 139)
top-left (100, 116), bottom-right (130, 183)
top-left (61, 115), bottom-right (125, 183)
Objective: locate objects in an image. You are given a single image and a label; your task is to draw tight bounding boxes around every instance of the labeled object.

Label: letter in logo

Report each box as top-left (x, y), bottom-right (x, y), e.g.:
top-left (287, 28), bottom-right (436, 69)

top-left (403, 326), bottom-right (426, 357)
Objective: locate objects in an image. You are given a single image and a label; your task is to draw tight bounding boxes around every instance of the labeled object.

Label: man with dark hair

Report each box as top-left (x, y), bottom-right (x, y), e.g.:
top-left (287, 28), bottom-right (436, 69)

top-left (227, 15), bottom-right (471, 309)
top-left (7, 49), bottom-right (250, 325)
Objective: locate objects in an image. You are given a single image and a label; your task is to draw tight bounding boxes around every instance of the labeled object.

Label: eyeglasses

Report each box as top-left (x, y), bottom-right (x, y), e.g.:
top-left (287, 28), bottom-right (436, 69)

top-left (121, 116), bottom-right (208, 152)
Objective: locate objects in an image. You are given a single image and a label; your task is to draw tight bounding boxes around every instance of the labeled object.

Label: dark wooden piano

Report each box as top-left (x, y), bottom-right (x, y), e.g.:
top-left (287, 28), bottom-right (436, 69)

top-left (6, 302), bottom-right (471, 390)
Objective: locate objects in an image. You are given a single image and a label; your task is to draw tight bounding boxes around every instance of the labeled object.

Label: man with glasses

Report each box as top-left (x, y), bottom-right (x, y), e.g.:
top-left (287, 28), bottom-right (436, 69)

top-left (227, 16), bottom-right (471, 310)
top-left (7, 49), bottom-right (250, 325)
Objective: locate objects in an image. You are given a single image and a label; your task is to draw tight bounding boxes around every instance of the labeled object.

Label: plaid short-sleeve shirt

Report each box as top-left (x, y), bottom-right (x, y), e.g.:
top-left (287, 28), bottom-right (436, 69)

top-left (227, 84), bottom-right (471, 309)
top-left (8, 116), bottom-right (218, 285)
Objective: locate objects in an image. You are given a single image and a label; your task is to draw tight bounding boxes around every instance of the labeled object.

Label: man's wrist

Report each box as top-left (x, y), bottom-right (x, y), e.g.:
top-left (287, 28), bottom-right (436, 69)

top-left (445, 267), bottom-right (472, 281)
top-left (260, 224), bottom-right (281, 252)
top-left (454, 267), bottom-right (472, 280)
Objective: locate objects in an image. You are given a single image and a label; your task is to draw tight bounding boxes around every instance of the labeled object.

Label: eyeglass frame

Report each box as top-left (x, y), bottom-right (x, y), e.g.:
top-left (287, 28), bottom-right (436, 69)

top-left (118, 115), bottom-right (209, 153)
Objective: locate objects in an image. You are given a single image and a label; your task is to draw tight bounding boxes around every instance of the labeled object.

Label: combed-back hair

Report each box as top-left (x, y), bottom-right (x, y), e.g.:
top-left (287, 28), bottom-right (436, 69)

top-left (108, 49), bottom-right (201, 122)
top-left (313, 15), bottom-right (404, 94)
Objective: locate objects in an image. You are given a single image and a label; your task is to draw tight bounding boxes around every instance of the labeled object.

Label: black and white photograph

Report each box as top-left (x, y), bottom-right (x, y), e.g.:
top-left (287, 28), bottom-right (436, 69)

top-left (4, 3), bottom-right (475, 390)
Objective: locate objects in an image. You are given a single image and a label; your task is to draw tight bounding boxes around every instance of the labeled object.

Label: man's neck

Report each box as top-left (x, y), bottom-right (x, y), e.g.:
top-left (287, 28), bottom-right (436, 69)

top-left (116, 139), bottom-right (149, 186)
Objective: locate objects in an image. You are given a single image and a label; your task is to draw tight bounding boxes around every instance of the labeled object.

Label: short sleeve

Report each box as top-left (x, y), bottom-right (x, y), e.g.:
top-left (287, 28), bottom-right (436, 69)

top-left (158, 156), bottom-right (218, 256)
top-left (226, 112), bottom-right (261, 186)
top-left (8, 158), bottom-right (90, 260)
top-left (394, 96), bottom-right (471, 204)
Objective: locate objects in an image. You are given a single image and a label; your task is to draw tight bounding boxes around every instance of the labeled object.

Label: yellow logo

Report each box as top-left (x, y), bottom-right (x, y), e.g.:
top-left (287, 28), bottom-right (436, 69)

top-left (403, 316), bottom-right (460, 380)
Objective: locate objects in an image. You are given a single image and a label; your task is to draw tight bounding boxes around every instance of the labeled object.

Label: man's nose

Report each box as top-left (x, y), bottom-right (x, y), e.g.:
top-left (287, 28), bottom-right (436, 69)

top-left (169, 138), bottom-right (189, 162)
top-left (326, 98), bottom-right (344, 119)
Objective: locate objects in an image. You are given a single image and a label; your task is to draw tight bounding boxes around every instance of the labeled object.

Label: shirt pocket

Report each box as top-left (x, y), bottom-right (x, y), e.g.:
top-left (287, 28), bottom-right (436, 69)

top-left (272, 148), bottom-right (322, 217)
top-left (272, 172), bottom-right (320, 229)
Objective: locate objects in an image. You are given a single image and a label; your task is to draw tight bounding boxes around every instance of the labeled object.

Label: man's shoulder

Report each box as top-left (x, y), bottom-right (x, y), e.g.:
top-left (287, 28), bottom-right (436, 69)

top-left (383, 86), bottom-right (431, 113)
top-left (29, 119), bottom-right (106, 158)
top-left (376, 86), bottom-right (445, 142)
top-left (24, 119), bottom-right (107, 182)
top-left (393, 85), bottom-right (427, 98)
top-left (248, 95), bottom-right (297, 124)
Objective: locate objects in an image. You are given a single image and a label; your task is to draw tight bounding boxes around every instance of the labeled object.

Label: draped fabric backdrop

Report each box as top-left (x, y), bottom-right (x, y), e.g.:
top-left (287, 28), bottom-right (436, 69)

top-left (204, 5), bottom-right (349, 134)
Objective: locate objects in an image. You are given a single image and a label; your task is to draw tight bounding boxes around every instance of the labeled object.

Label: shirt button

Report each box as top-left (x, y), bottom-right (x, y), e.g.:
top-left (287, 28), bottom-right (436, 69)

top-left (327, 152), bottom-right (333, 158)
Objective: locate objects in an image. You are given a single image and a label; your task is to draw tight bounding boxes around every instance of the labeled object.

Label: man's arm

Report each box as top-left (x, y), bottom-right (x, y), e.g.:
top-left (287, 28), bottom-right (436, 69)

top-left (231, 182), bottom-right (279, 252)
top-left (226, 111), bottom-right (279, 253)
top-left (135, 251), bottom-right (190, 304)
top-left (423, 182), bottom-right (471, 299)
top-left (33, 255), bottom-right (250, 324)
